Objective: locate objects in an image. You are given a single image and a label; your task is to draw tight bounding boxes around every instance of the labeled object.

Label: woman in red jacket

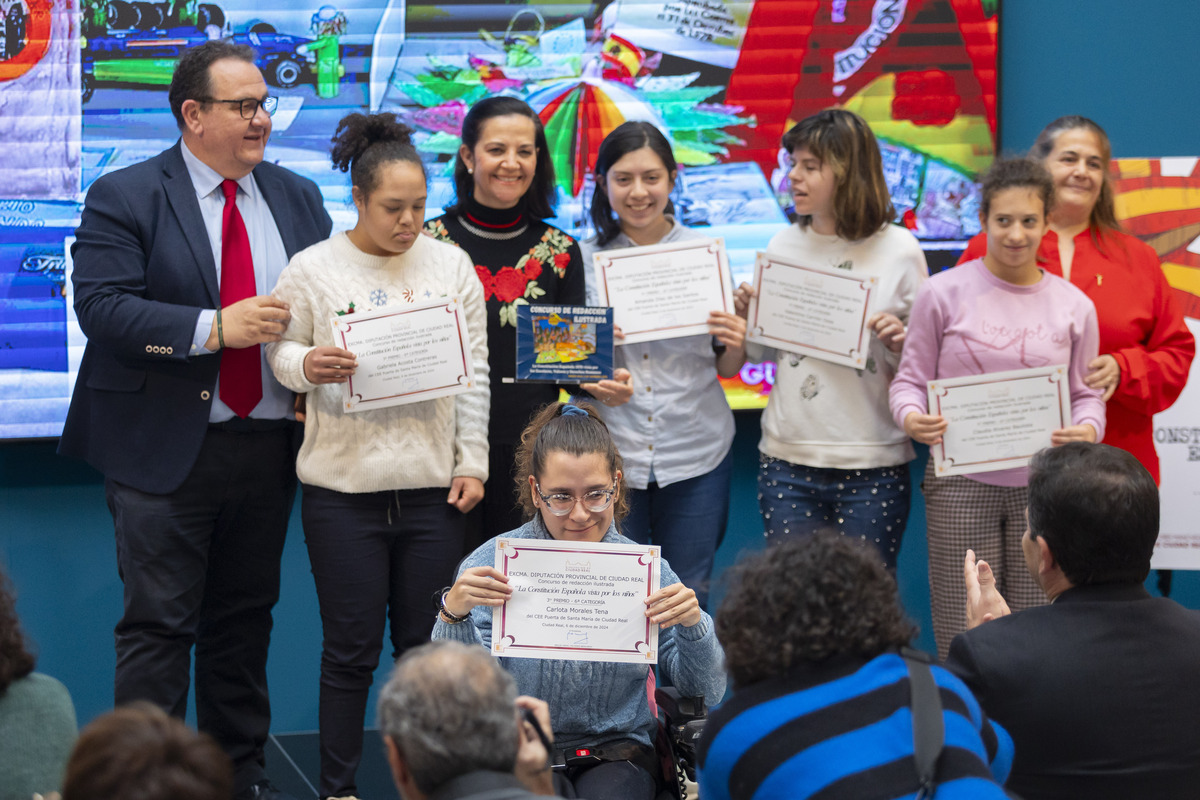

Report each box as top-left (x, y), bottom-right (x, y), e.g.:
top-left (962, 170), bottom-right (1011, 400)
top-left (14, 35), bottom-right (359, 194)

top-left (959, 116), bottom-right (1194, 482)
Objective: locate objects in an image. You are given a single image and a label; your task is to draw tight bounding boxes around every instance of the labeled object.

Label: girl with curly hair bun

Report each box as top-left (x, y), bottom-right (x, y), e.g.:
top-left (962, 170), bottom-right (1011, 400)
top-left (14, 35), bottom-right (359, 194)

top-left (434, 401), bottom-right (725, 800)
top-left (579, 121), bottom-right (746, 609)
top-left (265, 111), bottom-right (490, 799)
top-left (425, 97), bottom-right (634, 552)
top-left (698, 535), bottom-right (1012, 800)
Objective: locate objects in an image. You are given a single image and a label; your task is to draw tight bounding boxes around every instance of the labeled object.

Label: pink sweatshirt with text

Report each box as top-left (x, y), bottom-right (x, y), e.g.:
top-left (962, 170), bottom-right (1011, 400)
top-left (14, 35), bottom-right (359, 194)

top-left (889, 259), bottom-right (1106, 486)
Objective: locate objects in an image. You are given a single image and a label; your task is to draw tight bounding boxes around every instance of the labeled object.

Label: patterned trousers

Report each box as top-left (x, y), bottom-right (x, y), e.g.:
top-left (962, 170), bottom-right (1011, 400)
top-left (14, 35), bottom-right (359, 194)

top-left (921, 459), bottom-right (1047, 660)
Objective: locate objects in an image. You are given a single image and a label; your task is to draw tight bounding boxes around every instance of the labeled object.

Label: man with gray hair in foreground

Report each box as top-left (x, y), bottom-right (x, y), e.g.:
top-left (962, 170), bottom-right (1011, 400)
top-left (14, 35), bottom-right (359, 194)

top-left (377, 640), bottom-right (561, 799)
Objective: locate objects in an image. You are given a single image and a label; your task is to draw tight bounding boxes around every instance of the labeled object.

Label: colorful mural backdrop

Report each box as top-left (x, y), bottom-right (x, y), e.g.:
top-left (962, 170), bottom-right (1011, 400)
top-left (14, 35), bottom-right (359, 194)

top-left (0, 0), bottom-right (1001, 436)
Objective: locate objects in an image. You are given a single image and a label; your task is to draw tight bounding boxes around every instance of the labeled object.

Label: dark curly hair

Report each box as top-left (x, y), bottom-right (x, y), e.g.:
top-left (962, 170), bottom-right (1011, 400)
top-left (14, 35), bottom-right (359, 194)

top-left (716, 535), bottom-right (916, 687)
top-left (979, 156), bottom-right (1056, 220)
top-left (0, 563), bottom-right (36, 695)
top-left (330, 112), bottom-right (424, 197)
top-left (513, 401), bottom-right (629, 523)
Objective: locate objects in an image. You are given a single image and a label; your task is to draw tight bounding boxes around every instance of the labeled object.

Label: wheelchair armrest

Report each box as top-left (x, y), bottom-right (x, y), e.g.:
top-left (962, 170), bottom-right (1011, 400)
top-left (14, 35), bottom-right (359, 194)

top-left (655, 686), bottom-right (707, 724)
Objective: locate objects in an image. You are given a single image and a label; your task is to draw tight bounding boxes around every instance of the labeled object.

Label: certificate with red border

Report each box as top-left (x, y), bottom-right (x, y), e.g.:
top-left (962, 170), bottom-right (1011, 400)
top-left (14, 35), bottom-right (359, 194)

top-left (928, 365), bottom-right (1072, 477)
top-left (491, 538), bottom-right (661, 664)
top-left (331, 296), bottom-right (476, 413)
top-left (746, 251), bottom-right (877, 368)
top-left (592, 237), bottom-right (734, 345)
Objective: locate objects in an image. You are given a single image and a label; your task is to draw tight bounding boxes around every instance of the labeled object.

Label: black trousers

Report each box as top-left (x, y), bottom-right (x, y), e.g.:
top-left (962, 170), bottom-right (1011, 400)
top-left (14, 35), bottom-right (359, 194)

top-left (106, 424), bottom-right (296, 793)
top-left (302, 483), bottom-right (467, 798)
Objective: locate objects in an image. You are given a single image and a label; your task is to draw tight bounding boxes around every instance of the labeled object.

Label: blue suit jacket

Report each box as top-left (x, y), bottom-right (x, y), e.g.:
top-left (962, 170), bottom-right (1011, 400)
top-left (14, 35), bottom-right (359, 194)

top-left (59, 141), bottom-right (333, 494)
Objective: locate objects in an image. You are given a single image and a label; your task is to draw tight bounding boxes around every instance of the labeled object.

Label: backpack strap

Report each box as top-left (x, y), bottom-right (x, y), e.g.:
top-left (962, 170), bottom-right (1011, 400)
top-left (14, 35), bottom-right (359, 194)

top-left (902, 647), bottom-right (944, 800)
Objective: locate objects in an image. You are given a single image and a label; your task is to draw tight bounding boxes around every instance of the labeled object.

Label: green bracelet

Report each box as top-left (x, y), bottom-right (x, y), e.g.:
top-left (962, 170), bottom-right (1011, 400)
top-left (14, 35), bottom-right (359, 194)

top-left (216, 308), bottom-right (225, 350)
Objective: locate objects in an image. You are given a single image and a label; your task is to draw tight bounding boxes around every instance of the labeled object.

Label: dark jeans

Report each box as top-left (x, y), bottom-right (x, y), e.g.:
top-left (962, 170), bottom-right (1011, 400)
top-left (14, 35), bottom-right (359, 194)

top-left (622, 449), bottom-right (733, 609)
top-left (302, 483), bottom-right (467, 798)
top-left (757, 456), bottom-right (911, 570)
top-left (107, 425), bottom-right (296, 793)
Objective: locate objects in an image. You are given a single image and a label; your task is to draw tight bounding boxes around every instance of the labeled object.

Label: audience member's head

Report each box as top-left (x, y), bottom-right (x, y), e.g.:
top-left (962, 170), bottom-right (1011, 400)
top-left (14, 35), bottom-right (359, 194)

top-left (378, 640), bottom-right (522, 799)
top-left (717, 535), bottom-right (916, 687)
top-left (61, 702), bottom-right (232, 800)
top-left (0, 563), bottom-right (36, 696)
top-left (1027, 442), bottom-right (1159, 587)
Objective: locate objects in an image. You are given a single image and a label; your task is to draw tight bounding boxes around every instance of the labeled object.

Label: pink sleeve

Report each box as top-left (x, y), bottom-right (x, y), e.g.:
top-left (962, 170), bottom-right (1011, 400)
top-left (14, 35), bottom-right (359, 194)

top-left (890, 280), bottom-right (944, 428)
top-left (1067, 298), bottom-right (1107, 441)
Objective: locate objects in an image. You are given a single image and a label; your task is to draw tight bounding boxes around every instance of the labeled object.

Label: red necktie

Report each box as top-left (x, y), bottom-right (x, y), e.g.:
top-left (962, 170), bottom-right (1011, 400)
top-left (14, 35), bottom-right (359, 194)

top-left (219, 179), bottom-right (262, 417)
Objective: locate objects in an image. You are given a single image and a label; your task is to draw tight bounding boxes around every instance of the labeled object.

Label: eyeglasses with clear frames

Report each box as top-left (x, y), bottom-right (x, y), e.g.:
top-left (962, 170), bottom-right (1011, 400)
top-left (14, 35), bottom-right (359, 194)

top-left (535, 479), bottom-right (618, 516)
top-left (203, 96), bottom-right (279, 119)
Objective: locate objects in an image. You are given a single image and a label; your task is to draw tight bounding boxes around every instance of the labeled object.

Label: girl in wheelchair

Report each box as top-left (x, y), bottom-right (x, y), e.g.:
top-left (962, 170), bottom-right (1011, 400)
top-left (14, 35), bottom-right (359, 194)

top-left (434, 401), bottom-right (726, 799)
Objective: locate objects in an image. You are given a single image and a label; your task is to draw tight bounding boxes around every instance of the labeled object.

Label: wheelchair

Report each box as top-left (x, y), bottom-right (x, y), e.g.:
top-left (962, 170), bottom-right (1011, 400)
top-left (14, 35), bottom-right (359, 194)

top-left (553, 685), bottom-right (709, 800)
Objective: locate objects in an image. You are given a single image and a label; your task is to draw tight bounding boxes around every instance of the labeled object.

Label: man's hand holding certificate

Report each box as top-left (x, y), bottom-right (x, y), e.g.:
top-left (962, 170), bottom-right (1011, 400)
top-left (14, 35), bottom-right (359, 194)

top-left (592, 237), bottom-right (735, 345)
top-left (330, 296), bottom-right (477, 412)
top-left (745, 251), bottom-right (877, 368)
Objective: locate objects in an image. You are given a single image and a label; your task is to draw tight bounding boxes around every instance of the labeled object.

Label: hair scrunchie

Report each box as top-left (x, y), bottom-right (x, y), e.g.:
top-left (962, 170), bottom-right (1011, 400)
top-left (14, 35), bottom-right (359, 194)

top-left (559, 404), bottom-right (588, 418)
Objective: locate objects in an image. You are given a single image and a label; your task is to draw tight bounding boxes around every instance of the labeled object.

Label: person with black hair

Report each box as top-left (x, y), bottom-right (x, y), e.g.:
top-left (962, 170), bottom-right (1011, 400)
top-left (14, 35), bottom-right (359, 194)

top-left (433, 402), bottom-right (724, 800)
top-left (61, 40), bottom-right (332, 800)
top-left (947, 442), bottom-right (1200, 799)
top-left (266, 112), bottom-right (489, 800)
top-left (697, 535), bottom-right (1012, 800)
top-left (425, 98), bottom-right (633, 550)
top-left (579, 121), bottom-right (745, 608)
top-left (0, 563), bottom-right (77, 800)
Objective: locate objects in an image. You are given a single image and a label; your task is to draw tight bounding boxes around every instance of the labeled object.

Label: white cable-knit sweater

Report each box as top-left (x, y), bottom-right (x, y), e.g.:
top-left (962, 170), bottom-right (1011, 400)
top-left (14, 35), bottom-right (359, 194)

top-left (266, 232), bottom-right (489, 493)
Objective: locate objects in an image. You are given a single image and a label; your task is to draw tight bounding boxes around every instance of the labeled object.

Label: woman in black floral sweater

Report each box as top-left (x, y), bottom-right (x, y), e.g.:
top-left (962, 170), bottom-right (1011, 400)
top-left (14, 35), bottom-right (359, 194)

top-left (427, 96), bottom-right (632, 546)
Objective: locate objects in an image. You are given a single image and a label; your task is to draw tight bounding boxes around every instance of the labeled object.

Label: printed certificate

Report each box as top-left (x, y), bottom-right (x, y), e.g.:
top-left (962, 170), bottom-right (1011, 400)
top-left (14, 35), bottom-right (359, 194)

top-left (491, 538), bottom-right (661, 664)
top-left (592, 237), bottom-right (734, 345)
top-left (745, 251), bottom-right (876, 368)
top-left (331, 296), bottom-right (476, 413)
top-left (928, 365), bottom-right (1073, 477)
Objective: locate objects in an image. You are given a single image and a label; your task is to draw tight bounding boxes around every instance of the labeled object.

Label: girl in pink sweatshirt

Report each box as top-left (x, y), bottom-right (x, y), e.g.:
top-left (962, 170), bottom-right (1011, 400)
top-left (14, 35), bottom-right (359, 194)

top-left (889, 157), bottom-right (1105, 658)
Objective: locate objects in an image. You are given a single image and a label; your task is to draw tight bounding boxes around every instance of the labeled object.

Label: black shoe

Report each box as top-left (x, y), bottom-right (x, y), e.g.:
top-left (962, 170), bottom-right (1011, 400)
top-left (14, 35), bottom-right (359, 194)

top-left (234, 779), bottom-right (302, 800)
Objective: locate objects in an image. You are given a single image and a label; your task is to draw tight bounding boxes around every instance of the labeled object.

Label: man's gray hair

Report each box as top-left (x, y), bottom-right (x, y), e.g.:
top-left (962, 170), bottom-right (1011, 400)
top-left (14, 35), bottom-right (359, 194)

top-left (377, 640), bottom-right (521, 794)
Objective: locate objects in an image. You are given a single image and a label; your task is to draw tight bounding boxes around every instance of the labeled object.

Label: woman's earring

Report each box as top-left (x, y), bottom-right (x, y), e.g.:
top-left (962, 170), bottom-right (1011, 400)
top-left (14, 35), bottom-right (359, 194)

top-left (467, 168), bottom-right (474, 175)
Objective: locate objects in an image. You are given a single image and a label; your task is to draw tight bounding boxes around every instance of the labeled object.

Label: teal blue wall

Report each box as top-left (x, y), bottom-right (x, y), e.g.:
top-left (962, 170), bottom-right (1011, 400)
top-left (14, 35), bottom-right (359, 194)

top-left (3, 0), bottom-right (1199, 730)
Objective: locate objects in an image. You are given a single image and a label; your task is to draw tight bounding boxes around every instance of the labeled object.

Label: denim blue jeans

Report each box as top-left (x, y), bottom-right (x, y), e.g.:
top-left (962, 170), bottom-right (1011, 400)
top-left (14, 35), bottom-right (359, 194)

top-left (757, 455), bottom-right (910, 569)
top-left (621, 449), bottom-right (733, 609)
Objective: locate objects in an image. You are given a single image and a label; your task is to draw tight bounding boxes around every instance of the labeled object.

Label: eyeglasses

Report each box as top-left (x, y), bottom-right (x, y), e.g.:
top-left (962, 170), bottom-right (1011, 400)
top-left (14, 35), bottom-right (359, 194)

top-left (202, 96), bottom-right (279, 119)
top-left (535, 480), bottom-right (618, 516)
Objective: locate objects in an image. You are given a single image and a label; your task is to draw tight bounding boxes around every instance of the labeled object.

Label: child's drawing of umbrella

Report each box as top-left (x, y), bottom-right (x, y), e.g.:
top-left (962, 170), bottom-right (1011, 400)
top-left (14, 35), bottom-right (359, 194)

top-left (527, 77), bottom-right (666, 196)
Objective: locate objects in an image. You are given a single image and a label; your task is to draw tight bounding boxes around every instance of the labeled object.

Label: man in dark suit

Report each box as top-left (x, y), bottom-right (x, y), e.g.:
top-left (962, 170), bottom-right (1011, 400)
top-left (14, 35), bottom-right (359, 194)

top-left (60, 40), bottom-right (332, 800)
top-left (946, 442), bottom-right (1200, 799)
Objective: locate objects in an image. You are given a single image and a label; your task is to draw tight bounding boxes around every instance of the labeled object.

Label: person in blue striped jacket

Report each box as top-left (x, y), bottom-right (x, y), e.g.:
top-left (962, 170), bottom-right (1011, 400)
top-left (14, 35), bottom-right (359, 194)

top-left (698, 534), bottom-right (1014, 799)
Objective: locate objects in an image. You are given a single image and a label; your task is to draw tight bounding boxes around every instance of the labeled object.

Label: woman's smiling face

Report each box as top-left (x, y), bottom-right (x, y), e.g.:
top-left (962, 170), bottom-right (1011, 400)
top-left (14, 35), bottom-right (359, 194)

top-left (460, 114), bottom-right (538, 210)
top-left (529, 450), bottom-right (620, 542)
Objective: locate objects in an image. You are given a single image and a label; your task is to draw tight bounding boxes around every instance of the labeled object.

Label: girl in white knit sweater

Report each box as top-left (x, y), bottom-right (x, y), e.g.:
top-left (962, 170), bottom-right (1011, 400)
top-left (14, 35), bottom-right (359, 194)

top-left (265, 113), bottom-right (489, 800)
